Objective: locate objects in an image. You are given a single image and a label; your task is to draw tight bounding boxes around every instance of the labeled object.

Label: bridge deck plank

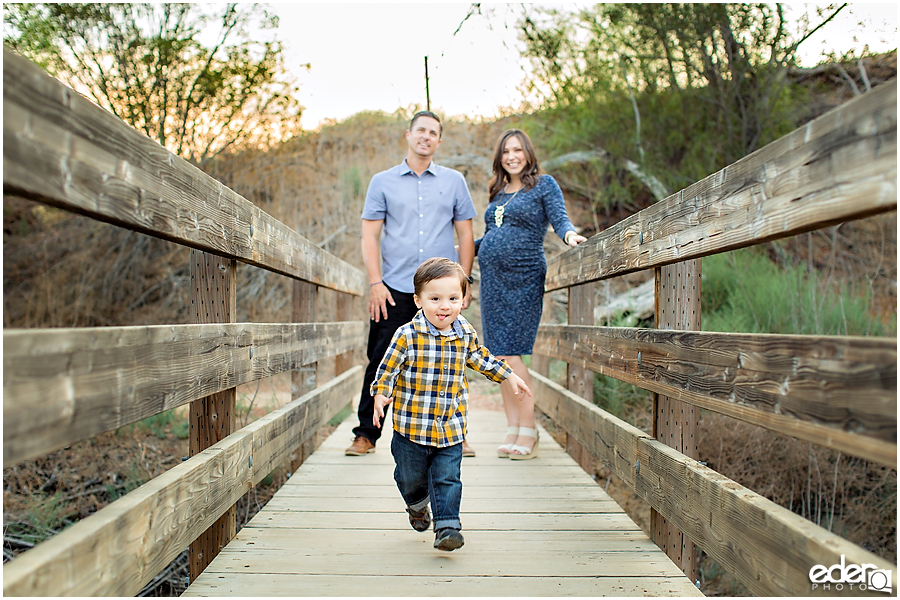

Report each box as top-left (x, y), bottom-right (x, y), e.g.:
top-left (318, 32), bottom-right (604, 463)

top-left (184, 409), bottom-right (702, 597)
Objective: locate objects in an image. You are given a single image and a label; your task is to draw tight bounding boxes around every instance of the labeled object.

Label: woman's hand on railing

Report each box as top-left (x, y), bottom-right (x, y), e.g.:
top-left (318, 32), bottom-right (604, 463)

top-left (564, 231), bottom-right (587, 247)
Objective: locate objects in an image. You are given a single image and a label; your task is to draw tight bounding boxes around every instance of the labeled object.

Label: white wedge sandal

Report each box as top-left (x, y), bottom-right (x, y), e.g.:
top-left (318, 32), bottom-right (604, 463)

top-left (497, 426), bottom-right (520, 458)
top-left (508, 426), bottom-right (539, 460)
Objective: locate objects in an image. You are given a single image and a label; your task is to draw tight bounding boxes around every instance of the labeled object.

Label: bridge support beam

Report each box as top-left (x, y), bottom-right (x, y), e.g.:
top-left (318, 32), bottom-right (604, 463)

top-left (651, 260), bottom-right (700, 582)
top-left (335, 291), bottom-right (355, 376)
top-left (531, 293), bottom-right (552, 378)
top-left (291, 281), bottom-right (318, 472)
top-left (565, 282), bottom-right (596, 473)
top-left (189, 250), bottom-right (237, 581)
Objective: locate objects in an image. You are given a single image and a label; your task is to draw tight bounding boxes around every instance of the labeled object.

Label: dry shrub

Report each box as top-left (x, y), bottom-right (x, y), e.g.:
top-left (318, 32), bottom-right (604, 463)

top-left (3, 111), bottom-right (518, 332)
top-left (700, 411), bottom-right (897, 563)
top-left (3, 198), bottom-right (193, 328)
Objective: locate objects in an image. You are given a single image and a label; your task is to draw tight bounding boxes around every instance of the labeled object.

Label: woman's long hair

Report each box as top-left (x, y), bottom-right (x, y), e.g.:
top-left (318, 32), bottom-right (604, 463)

top-left (488, 129), bottom-right (541, 199)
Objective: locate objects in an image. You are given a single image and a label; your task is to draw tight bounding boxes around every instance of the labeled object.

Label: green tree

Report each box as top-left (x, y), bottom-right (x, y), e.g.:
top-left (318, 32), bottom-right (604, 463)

top-left (4, 3), bottom-right (305, 166)
top-left (516, 3), bottom-right (846, 208)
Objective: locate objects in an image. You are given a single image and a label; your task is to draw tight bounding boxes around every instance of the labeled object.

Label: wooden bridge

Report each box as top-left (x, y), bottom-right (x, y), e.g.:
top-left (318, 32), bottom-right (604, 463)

top-left (3, 48), bottom-right (897, 596)
top-left (183, 409), bottom-right (703, 596)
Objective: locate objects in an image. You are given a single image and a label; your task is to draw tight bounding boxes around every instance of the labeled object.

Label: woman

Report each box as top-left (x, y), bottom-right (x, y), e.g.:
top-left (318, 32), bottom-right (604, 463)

top-left (474, 129), bottom-right (586, 460)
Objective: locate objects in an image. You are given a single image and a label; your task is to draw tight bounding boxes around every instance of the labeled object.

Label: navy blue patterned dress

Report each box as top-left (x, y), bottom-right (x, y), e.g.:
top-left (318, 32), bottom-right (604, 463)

top-left (475, 174), bottom-right (576, 356)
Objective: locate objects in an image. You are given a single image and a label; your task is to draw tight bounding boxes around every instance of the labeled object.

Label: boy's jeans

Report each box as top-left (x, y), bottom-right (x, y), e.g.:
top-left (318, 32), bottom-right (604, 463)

top-left (391, 432), bottom-right (463, 531)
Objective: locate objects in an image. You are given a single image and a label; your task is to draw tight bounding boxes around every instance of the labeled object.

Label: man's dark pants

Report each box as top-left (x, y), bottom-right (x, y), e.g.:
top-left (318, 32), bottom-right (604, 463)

top-left (352, 284), bottom-right (418, 445)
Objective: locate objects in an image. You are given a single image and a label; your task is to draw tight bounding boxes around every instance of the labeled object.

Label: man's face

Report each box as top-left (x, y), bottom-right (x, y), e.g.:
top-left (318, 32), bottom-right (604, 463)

top-left (406, 115), bottom-right (442, 159)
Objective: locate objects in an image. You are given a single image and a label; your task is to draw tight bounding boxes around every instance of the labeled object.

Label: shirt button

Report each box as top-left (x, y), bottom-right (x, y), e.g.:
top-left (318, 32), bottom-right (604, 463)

top-left (420, 214), bottom-right (424, 217)
top-left (419, 197), bottom-right (422, 200)
top-left (439, 391), bottom-right (444, 396)
top-left (419, 249), bottom-right (423, 252)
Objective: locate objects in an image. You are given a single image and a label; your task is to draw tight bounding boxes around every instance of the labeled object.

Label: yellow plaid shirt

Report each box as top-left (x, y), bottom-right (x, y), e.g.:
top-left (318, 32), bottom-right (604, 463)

top-left (371, 312), bottom-right (512, 447)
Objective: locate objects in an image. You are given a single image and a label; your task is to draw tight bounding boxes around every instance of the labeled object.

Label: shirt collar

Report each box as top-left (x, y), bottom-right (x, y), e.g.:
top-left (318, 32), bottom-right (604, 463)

top-left (400, 158), bottom-right (436, 177)
top-left (412, 310), bottom-right (464, 338)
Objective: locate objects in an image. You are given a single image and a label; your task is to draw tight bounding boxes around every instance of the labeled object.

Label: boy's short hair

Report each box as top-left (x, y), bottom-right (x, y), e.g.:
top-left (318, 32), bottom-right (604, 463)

top-left (414, 257), bottom-right (467, 297)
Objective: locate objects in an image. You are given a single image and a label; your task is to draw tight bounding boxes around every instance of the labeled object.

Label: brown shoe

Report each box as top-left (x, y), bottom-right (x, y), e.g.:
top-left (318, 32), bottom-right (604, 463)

top-left (462, 440), bottom-right (476, 457)
top-left (345, 435), bottom-right (375, 456)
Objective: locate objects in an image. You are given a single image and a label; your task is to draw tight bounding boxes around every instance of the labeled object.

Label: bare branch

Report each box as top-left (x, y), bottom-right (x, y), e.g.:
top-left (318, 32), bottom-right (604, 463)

top-left (543, 149), bottom-right (671, 202)
top-left (857, 57), bottom-right (872, 92)
top-left (786, 3), bottom-right (849, 59)
top-left (835, 61), bottom-right (862, 96)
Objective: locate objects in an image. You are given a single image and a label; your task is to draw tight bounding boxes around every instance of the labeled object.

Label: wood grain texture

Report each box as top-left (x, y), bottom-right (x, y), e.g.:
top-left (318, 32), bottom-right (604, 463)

top-left (530, 370), bottom-right (895, 597)
top-left (652, 261), bottom-right (700, 580)
top-left (566, 283), bottom-right (595, 403)
top-left (534, 325), bottom-right (896, 466)
top-left (2, 49), bottom-right (365, 296)
top-left (1, 366), bottom-right (362, 597)
top-left (184, 408), bottom-right (702, 598)
top-left (3, 321), bottom-right (366, 467)
top-left (189, 250), bottom-right (237, 580)
top-left (545, 81), bottom-right (897, 291)
top-left (290, 280), bottom-right (319, 472)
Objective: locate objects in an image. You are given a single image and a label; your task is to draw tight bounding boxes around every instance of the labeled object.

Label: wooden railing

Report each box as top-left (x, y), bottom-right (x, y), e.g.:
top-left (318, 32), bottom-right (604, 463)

top-left (2, 49), bottom-right (368, 596)
top-left (531, 79), bottom-right (897, 596)
top-left (4, 46), bottom-right (897, 598)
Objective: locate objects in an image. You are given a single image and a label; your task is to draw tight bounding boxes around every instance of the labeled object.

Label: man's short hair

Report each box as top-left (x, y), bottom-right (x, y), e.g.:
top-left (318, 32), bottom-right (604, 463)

top-left (414, 257), bottom-right (467, 297)
top-left (409, 110), bottom-right (443, 138)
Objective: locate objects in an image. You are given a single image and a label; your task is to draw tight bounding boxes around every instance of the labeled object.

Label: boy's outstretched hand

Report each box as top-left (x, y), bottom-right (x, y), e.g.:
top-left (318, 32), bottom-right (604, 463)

top-left (373, 393), bottom-right (393, 428)
top-left (502, 373), bottom-right (533, 400)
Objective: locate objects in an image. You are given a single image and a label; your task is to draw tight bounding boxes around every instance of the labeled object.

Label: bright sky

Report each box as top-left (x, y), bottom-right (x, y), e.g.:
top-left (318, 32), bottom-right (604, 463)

top-left (271, 3), bottom-right (898, 130)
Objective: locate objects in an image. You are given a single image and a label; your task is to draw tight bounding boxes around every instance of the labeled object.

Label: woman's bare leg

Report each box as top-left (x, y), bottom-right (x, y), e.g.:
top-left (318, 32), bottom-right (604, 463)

top-left (499, 355), bottom-right (536, 452)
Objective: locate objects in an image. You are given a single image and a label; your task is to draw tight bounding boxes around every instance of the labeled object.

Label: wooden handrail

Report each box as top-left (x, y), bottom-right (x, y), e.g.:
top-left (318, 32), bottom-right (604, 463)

top-left (545, 80), bottom-right (897, 291)
top-left (2, 366), bottom-right (362, 597)
top-left (3, 321), bottom-right (366, 467)
top-left (2, 48), bottom-right (366, 296)
top-left (534, 325), bottom-right (897, 467)
top-left (534, 80), bottom-right (897, 589)
top-left (1, 51), bottom-right (373, 595)
top-left (531, 371), bottom-right (895, 597)
top-left (3, 46), bottom-right (896, 598)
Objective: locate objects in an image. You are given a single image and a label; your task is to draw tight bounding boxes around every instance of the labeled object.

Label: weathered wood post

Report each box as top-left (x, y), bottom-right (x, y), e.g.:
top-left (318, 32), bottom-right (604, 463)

top-left (651, 260), bottom-right (700, 582)
top-left (531, 293), bottom-right (552, 378)
top-left (291, 280), bottom-right (318, 473)
top-left (188, 251), bottom-right (237, 581)
top-left (335, 292), bottom-right (355, 376)
top-left (566, 282), bottom-right (595, 472)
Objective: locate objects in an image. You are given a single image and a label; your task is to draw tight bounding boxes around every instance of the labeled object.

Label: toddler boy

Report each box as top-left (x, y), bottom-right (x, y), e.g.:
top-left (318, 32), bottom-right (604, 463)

top-left (371, 257), bottom-right (531, 551)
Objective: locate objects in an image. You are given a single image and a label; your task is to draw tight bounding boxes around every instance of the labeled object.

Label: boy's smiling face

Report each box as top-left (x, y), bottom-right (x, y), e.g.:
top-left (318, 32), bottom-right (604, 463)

top-left (414, 275), bottom-right (463, 332)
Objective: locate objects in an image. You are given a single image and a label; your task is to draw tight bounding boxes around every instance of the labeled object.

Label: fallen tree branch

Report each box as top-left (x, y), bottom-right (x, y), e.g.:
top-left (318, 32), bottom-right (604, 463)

top-left (543, 149), bottom-right (671, 202)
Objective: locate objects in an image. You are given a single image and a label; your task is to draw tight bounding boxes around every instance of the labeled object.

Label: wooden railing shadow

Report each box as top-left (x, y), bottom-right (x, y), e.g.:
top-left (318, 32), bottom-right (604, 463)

top-left (531, 79), bottom-right (897, 596)
top-left (3, 49), bottom-right (368, 596)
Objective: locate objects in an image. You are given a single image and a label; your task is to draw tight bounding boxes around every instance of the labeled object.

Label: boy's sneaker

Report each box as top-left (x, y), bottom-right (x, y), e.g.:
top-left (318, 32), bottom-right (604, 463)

top-left (406, 505), bottom-right (431, 532)
top-left (433, 527), bottom-right (465, 551)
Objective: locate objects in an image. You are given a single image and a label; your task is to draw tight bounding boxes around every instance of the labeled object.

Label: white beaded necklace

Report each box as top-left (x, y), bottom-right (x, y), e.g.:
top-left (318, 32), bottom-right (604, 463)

top-left (493, 186), bottom-right (521, 228)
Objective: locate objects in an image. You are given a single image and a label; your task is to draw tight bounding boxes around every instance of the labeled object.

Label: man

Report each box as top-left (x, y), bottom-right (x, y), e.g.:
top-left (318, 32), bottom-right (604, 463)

top-left (346, 110), bottom-right (478, 457)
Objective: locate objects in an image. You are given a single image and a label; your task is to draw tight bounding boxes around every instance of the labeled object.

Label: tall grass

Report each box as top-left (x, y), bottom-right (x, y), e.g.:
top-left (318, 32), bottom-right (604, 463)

top-left (697, 247), bottom-right (897, 564)
top-left (702, 247), bottom-right (893, 336)
top-left (590, 245), bottom-right (897, 568)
